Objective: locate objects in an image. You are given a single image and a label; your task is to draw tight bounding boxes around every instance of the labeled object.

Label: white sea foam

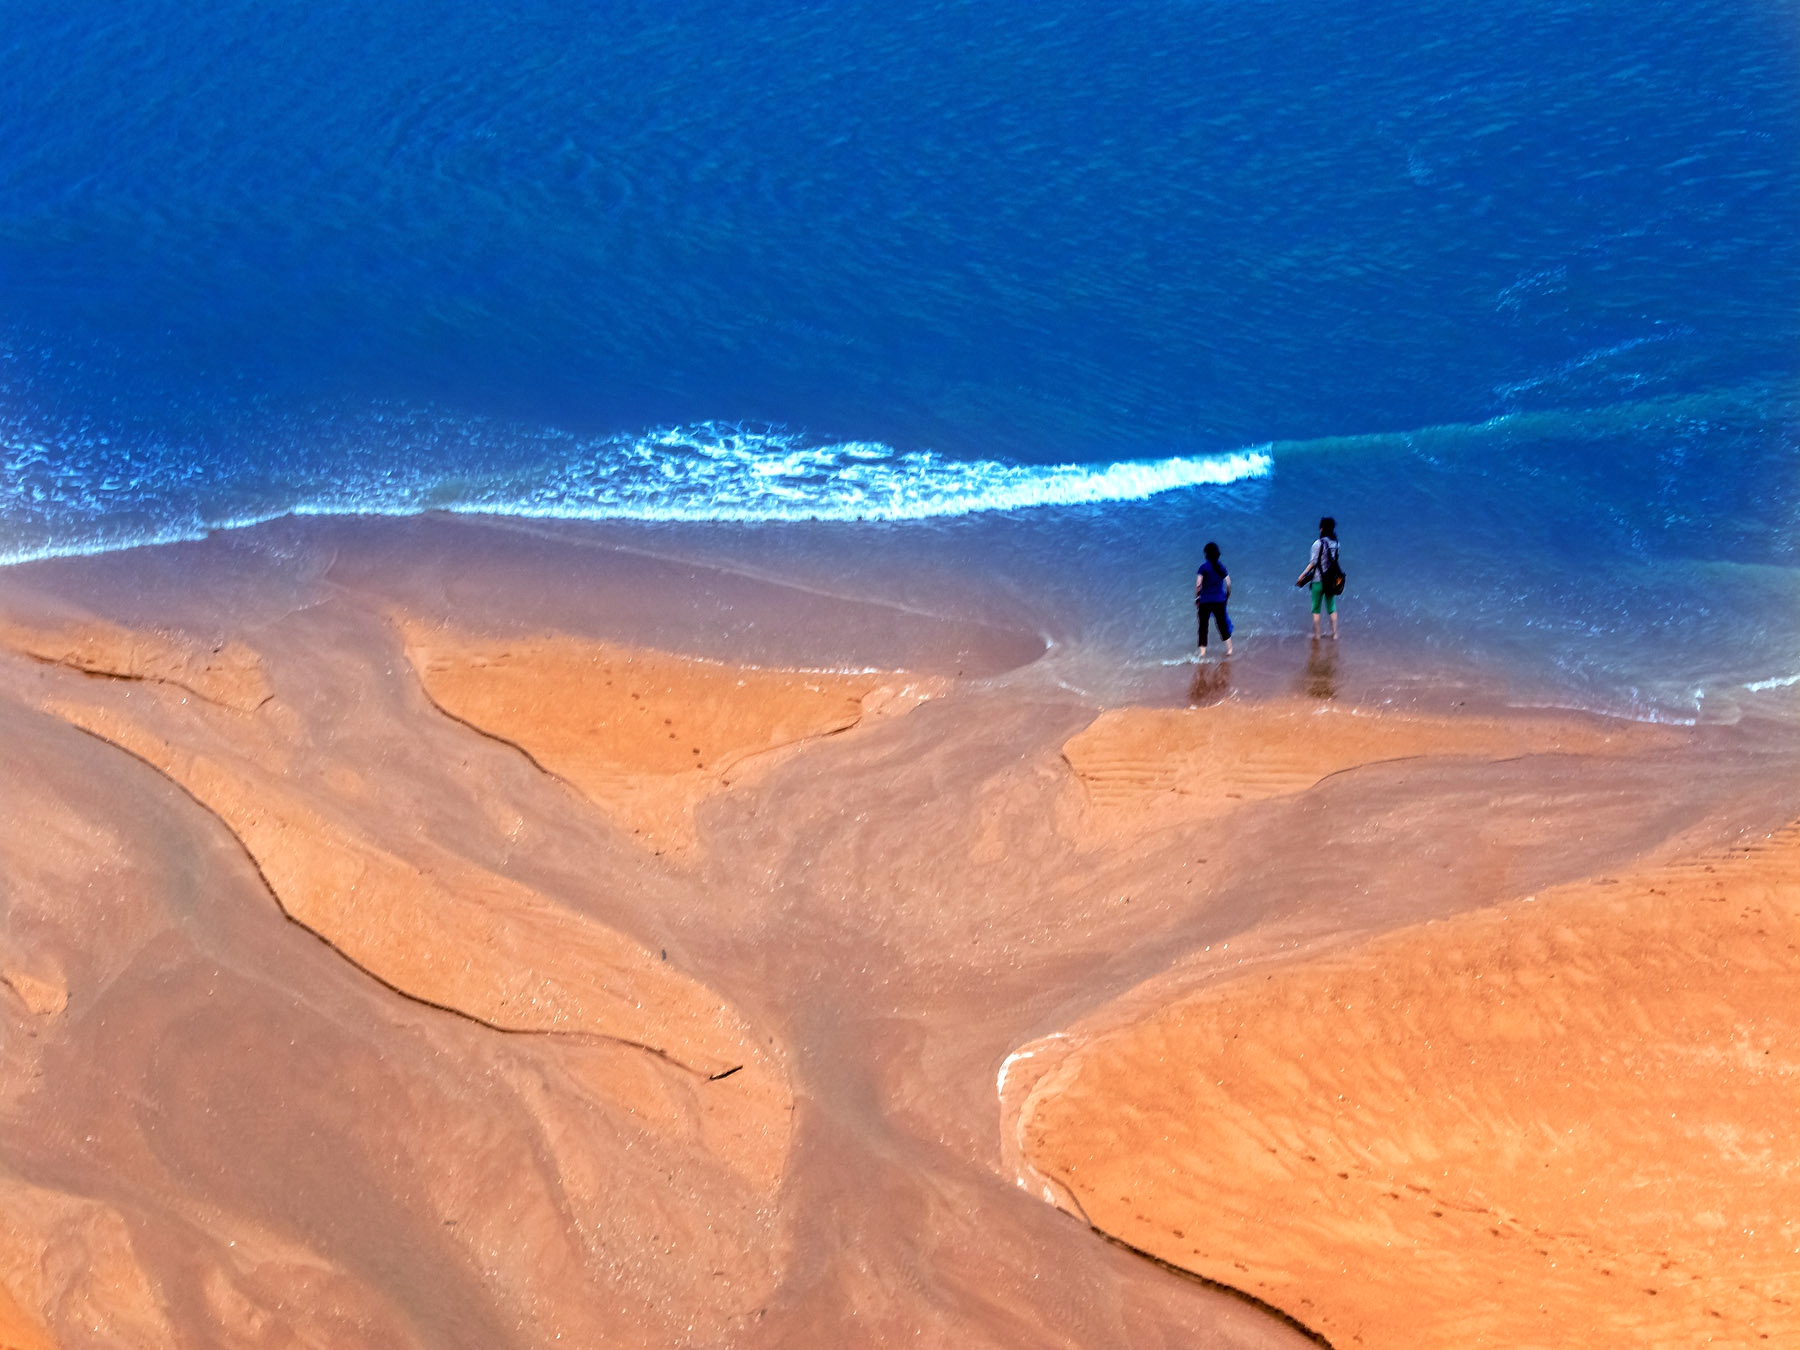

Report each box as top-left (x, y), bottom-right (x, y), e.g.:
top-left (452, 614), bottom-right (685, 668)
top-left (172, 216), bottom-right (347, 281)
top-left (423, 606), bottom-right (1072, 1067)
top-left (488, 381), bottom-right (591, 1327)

top-left (429, 424), bottom-right (1274, 524)
top-left (2, 416), bottom-right (1272, 563)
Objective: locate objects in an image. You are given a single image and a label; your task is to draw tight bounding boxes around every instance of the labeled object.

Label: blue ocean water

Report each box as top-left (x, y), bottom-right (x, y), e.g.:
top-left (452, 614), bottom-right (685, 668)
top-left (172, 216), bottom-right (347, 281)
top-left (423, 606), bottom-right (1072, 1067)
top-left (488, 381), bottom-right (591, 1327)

top-left (2, 0), bottom-right (1797, 714)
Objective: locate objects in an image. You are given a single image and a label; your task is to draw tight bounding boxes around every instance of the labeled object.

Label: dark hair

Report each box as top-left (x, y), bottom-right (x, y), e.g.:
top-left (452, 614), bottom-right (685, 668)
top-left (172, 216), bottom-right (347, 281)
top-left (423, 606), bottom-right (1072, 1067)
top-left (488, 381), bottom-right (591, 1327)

top-left (1203, 541), bottom-right (1220, 561)
top-left (1318, 516), bottom-right (1337, 539)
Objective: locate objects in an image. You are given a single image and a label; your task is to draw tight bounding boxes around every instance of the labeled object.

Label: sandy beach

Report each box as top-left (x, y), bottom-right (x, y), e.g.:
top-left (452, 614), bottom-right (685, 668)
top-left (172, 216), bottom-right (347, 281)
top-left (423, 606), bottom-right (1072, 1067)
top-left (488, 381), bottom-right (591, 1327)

top-left (2, 516), bottom-right (1797, 1348)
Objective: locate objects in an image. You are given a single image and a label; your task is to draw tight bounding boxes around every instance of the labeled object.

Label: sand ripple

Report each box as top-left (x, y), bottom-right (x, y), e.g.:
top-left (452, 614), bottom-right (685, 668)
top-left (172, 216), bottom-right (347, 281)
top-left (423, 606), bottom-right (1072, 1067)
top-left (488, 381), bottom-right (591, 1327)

top-left (1017, 821), bottom-right (1800, 1347)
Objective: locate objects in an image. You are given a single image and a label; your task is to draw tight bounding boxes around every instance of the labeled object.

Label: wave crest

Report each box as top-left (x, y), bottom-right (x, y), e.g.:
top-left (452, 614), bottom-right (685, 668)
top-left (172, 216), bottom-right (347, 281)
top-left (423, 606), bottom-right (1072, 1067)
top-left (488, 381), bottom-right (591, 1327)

top-left (422, 423), bottom-right (1273, 523)
top-left (1, 413), bottom-right (1271, 563)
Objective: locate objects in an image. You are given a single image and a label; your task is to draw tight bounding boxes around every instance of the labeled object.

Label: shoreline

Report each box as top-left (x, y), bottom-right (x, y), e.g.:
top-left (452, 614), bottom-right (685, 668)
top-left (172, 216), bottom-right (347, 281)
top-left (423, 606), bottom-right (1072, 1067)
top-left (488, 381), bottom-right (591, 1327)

top-left (9, 508), bottom-right (1794, 730)
top-left (1, 518), bottom-right (1796, 1346)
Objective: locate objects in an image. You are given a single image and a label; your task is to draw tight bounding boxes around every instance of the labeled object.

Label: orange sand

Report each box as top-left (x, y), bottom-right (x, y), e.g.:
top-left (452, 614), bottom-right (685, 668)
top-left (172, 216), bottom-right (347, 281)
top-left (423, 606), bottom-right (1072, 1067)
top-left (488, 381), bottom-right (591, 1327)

top-left (51, 698), bottom-right (764, 1065)
top-left (1060, 701), bottom-right (1650, 843)
top-left (0, 615), bottom-right (271, 712)
top-left (0, 606), bottom-right (808, 1346)
top-left (0, 1278), bottom-right (54, 1350)
top-left (0, 1174), bottom-right (175, 1348)
top-left (0, 970), bottom-right (64, 1019)
top-left (2, 522), bottom-right (1795, 1349)
top-left (40, 683), bottom-right (793, 1191)
top-left (1017, 821), bottom-right (1800, 1348)
top-left (400, 621), bottom-right (940, 856)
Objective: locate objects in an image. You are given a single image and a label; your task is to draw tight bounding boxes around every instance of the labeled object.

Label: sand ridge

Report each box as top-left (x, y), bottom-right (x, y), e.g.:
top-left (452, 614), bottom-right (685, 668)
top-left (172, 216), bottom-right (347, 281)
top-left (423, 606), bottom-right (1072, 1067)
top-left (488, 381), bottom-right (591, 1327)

top-left (1014, 818), bottom-right (1800, 1348)
top-left (42, 702), bottom-right (797, 1208)
top-left (0, 751), bottom-right (766, 1350)
top-left (0, 609), bottom-right (812, 1346)
top-left (0, 611), bottom-right (798, 1194)
top-left (398, 619), bottom-right (943, 857)
top-left (0, 614), bottom-right (272, 713)
top-left (52, 700), bottom-right (765, 1075)
top-left (1059, 699), bottom-right (1654, 844)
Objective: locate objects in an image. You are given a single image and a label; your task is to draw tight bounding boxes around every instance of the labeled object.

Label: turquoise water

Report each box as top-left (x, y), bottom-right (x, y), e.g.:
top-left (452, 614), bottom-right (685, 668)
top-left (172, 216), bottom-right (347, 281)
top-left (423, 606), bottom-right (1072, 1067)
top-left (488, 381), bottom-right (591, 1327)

top-left (2, 0), bottom-right (1797, 714)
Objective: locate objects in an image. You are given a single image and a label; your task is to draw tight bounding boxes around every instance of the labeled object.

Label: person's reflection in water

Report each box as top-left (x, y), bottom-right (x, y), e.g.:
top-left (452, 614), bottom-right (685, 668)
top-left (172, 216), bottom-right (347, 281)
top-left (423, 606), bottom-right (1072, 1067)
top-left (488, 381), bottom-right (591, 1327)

top-left (1189, 658), bottom-right (1232, 706)
top-left (1300, 637), bottom-right (1339, 700)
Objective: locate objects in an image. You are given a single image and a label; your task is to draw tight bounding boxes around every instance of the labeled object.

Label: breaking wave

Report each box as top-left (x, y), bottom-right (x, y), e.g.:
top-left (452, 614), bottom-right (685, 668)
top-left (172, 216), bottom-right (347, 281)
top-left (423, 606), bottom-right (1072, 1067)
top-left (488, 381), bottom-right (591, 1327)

top-left (1, 411), bottom-right (1271, 563)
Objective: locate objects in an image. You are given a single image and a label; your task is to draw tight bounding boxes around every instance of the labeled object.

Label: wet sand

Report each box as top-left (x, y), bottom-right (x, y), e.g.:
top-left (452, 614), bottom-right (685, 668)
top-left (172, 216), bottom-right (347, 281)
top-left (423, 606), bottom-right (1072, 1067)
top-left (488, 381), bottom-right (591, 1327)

top-left (1, 516), bottom-right (1795, 1348)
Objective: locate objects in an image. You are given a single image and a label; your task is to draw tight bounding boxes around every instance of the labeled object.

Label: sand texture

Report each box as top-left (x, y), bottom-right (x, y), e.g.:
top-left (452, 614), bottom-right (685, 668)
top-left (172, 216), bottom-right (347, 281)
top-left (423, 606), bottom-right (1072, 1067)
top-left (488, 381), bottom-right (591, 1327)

top-left (0, 517), bottom-right (1796, 1348)
top-left (1016, 821), bottom-right (1800, 1348)
top-left (400, 621), bottom-right (939, 856)
top-left (1060, 702), bottom-right (1648, 844)
top-left (48, 697), bottom-right (775, 1082)
top-left (0, 613), bottom-right (272, 712)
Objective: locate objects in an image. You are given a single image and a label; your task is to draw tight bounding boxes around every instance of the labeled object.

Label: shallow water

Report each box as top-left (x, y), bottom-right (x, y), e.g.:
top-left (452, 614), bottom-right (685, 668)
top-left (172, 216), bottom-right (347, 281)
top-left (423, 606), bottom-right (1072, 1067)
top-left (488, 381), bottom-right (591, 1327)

top-left (2, 0), bottom-right (1797, 715)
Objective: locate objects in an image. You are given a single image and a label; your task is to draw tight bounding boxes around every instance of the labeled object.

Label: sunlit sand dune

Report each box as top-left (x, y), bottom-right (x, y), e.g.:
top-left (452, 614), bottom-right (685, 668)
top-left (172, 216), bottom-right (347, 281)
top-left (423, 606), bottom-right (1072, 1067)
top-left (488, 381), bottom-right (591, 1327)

top-left (1015, 821), bottom-right (1800, 1348)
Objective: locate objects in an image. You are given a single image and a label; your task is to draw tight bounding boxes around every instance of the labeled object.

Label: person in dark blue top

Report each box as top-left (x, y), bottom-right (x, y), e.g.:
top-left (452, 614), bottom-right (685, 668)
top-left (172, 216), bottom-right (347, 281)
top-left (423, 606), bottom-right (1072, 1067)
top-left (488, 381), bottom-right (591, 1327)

top-left (1194, 541), bottom-right (1233, 657)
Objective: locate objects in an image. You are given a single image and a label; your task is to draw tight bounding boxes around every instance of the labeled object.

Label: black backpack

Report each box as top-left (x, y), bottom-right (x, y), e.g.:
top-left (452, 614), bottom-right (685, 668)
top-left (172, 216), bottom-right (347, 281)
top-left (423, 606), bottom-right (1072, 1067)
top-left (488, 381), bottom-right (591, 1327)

top-left (1321, 538), bottom-right (1346, 597)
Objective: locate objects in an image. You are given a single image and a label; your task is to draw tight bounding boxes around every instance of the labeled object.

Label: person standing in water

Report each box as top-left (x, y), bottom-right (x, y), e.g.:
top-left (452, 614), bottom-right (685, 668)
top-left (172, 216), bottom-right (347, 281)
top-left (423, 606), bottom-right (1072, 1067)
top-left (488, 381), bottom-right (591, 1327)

top-left (1195, 541), bottom-right (1233, 657)
top-left (1295, 516), bottom-right (1341, 640)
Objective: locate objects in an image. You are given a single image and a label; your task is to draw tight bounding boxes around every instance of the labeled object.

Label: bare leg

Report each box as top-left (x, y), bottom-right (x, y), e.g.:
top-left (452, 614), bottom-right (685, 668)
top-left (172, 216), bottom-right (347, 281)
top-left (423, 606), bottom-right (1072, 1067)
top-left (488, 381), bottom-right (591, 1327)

top-left (1329, 608), bottom-right (1339, 639)
top-left (1224, 636), bottom-right (1233, 656)
top-left (1311, 611), bottom-right (1321, 639)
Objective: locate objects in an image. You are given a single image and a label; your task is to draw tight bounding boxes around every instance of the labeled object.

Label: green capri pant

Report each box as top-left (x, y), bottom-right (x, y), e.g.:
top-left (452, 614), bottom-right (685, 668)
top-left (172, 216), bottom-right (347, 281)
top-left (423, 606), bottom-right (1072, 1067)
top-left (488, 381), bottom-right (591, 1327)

top-left (1309, 581), bottom-right (1337, 615)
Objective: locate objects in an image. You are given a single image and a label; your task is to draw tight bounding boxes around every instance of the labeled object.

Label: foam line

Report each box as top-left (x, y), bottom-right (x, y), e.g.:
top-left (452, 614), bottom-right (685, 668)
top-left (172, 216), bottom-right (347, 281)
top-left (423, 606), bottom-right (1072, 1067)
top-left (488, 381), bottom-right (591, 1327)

top-left (2, 416), bottom-right (1273, 563)
top-left (4, 381), bottom-right (1792, 565)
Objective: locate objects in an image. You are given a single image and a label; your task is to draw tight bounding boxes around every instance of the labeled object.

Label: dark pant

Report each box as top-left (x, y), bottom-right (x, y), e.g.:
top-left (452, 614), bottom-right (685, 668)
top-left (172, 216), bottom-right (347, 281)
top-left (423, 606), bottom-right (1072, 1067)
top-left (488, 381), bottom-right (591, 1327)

top-left (1197, 601), bottom-right (1231, 646)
